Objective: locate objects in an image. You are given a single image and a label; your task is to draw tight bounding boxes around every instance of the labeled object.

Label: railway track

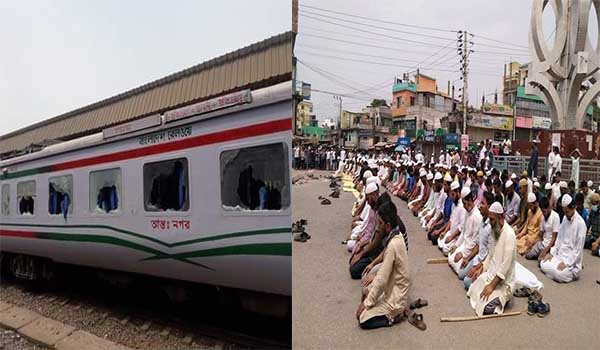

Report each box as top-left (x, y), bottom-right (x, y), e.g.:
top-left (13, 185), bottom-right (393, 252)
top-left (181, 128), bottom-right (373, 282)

top-left (0, 264), bottom-right (290, 349)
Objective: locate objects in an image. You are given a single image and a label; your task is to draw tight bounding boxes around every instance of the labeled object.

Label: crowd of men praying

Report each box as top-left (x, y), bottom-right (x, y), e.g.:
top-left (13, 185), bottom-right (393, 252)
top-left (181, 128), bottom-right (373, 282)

top-left (338, 144), bottom-right (599, 330)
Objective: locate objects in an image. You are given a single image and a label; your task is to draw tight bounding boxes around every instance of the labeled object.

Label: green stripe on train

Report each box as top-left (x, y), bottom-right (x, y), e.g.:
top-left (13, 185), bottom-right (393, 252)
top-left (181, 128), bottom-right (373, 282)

top-left (0, 223), bottom-right (291, 247)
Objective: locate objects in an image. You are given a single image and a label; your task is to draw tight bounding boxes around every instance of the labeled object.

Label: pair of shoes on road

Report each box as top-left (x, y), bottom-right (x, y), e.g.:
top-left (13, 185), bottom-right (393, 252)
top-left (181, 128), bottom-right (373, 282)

top-left (320, 198), bottom-right (332, 205)
top-left (513, 287), bottom-right (533, 297)
top-left (527, 291), bottom-right (550, 317)
top-left (330, 190), bottom-right (340, 198)
top-left (293, 231), bottom-right (311, 242)
top-left (409, 298), bottom-right (428, 310)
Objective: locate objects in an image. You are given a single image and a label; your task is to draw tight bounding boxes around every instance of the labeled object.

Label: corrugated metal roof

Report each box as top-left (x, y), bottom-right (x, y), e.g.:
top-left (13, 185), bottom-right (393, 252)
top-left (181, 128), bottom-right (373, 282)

top-left (0, 31), bottom-right (293, 156)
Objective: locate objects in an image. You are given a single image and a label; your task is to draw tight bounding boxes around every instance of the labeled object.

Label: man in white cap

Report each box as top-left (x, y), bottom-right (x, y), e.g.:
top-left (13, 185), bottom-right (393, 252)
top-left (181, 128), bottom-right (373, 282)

top-left (438, 181), bottom-right (467, 256)
top-left (418, 172), bottom-right (442, 219)
top-left (467, 201), bottom-right (516, 316)
top-left (525, 196), bottom-right (559, 261)
top-left (411, 172), bottom-right (434, 215)
top-left (463, 192), bottom-right (495, 290)
top-left (425, 173), bottom-right (453, 232)
top-left (505, 180), bottom-right (521, 225)
top-left (516, 192), bottom-right (543, 256)
top-left (555, 180), bottom-right (569, 221)
top-left (540, 194), bottom-right (587, 283)
top-left (547, 145), bottom-right (557, 181)
top-left (352, 171), bottom-right (373, 217)
top-left (448, 186), bottom-right (483, 275)
top-left (346, 181), bottom-right (379, 253)
top-left (408, 169), bottom-right (428, 209)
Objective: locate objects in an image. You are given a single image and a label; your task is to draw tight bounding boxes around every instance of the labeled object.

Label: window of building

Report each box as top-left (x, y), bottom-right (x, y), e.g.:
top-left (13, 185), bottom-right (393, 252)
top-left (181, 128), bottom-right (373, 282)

top-left (48, 175), bottom-right (73, 216)
top-left (90, 168), bottom-right (121, 213)
top-left (396, 96), bottom-right (402, 107)
top-left (144, 158), bottom-right (189, 212)
top-left (410, 96), bottom-right (415, 106)
top-left (1, 184), bottom-right (9, 216)
top-left (220, 143), bottom-right (290, 211)
top-left (17, 180), bottom-right (36, 215)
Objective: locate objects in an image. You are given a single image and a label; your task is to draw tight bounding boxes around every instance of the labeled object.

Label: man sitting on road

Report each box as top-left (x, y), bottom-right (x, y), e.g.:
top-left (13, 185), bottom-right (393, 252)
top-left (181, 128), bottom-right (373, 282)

top-left (585, 193), bottom-right (600, 257)
top-left (504, 180), bottom-right (520, 225)
top-left (408, 169), bottom-right (428, 210)
top-left (425, 173), bottom-right (453, 235)
top-left (540, 194), bottom-right (587, 283)
top-left (438, 182), bottom-right (467, 256)
top-left (467, 202), bottom-right (516, 316)
top-left (525, 196), bottom-right (559, 261)
top-left (448, 187), bottom-right (483, 276)
top-left (420, 173), bottom-right (446, 228)
top-left (512, 179), bottom-right (530, 233)
top-left (463, 192), bottom-right (494, 290)
top-left (410, 172), bottom-right (434, 215)
top-left (516, 193), bottom-right (543, 256)
top-left (356, 201), bottom-right (410, 330)
top-left (346, 180), bottom-right (379, 252)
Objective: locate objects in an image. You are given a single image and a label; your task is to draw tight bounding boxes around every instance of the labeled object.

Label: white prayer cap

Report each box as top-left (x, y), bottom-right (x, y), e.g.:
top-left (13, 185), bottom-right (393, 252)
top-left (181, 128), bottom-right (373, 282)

top-left (461, 187), bottom-right (472, 199)
top-left (444, 173), bottom-right (453, 182)
top-left (544, 183), bottom-right (552, 190)
top-left (489, 202), bottom-right (504, 214)
top-left (365, 182), bottom-right (378, 194)
top-left (434, 172), bottom-right (443, 181)
top-left (588, 180), bottom-right (594, 187)
top-left (450, 181), bottom-right (460, 191)
top-left (527, 192), bottom-right (537, 203)
top-left (395, 162), bottom-right (401, 167)
top-left (511, 173), bottom-right (517, 179)
top-left (561, 194), bottom-right (573, 207)
top-left (505, 180), bottom-right (513, 188)
top-left (419, 169), bottom-right (427, 177)
top-left (442, 164), bottom-right (449, 169)
top-left (363, 170), bottom-right (373, 179)
top-left (533, 177), bottom-right (538, 182)
top-left (534, 181), bottom-right (540, 188)
top-left (426, 172), bottom-right (434, 180)
top-left (486, 170), bottom-right (492, 177)
top-left (559, 181), bottom-right (568, 188)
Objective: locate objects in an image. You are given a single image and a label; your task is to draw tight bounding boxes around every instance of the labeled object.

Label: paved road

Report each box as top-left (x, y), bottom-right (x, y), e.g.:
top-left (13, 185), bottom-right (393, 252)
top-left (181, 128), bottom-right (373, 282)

top-left (292, 171), bottom-right (599, 350)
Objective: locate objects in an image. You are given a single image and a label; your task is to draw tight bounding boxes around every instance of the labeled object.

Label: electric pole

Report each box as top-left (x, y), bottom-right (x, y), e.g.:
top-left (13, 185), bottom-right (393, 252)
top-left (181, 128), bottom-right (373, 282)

top-left (458, 30), bottom-right (472, 136)
top-left (334, 95), bottom-right (342, 146)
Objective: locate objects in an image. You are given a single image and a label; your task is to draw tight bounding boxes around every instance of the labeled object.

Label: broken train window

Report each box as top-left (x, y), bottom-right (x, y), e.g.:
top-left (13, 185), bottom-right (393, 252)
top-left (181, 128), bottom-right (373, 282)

top-left (143, 158), bottom-right (189, 212)
top-left (48, 175), bottom-right (73, 217)
top-left (17, 180), bottom-right (36, 215)
top-left (90, 168), bottom-right (121, 213)
top-left (220, 143), bottom-right (290, 211)
top-left (1, 184), bottom-right (9, 216)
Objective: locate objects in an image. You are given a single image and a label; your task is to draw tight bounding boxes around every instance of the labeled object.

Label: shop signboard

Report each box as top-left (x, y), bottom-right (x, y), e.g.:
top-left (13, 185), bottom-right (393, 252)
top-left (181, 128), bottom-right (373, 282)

top-left (460, 134), bottom-right (469, 151)
top-left (515, 116), bottom-right (533, 129)
top-left (396, 137), bottom-right (411, 146)
top-left (481, 103), bottom-right (513, 116)
top-left (470, 114), bottom-right (513, 131)
top-left (532, 116), bottom-right (552, 130)
top-left (445, 133), bottom-right (459, 145)
top-left (424, 129), bottom-right (435, 142)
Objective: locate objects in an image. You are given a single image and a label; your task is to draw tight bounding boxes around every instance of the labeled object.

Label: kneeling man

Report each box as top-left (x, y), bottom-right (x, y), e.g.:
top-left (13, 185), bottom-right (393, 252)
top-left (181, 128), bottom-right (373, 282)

top-left (467, 202), bottom-right (516, 316)
top-left (540, 194), bottom-right (587, 283)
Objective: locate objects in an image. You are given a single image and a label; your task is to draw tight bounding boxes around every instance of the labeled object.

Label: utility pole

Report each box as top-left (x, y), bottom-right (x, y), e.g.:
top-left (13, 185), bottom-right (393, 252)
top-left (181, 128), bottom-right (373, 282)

top-left (458, 30), bottom-right (471, 136)
top-left (334, 95), bottom-right (342, 147)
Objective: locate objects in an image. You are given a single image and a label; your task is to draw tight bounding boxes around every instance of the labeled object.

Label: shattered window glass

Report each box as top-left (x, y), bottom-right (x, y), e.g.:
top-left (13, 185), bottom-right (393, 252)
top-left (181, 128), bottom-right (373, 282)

top-left (220, 143), bottom-right (290, 211)
top-left (1, 184), bottom-right (9, 216)
top-left (48, 175), bottom-right (73, 216)
top-left (17, 180), bottom-right (36, 215)
top-left (143, 158), bottom-right (189, 212)
top-left (90, 168), bottom-right (121, 213)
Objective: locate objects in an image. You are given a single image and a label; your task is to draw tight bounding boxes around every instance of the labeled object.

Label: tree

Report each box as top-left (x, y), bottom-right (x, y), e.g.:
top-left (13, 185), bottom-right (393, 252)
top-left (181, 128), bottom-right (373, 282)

top-left (370, 99), bottom-right (388, 107)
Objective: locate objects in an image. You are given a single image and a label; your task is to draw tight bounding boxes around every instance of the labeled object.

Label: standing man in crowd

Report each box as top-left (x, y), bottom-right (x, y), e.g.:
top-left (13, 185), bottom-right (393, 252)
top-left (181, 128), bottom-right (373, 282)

top-left (528, 140), bottom-right (539, 179)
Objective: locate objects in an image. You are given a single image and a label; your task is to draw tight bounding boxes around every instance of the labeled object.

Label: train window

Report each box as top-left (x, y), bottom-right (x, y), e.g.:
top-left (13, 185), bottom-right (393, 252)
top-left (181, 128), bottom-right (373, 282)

top-left (90, 168), bottom-right (122, 213)
top-left (17, 180), bottom-right (36, 215)
top-left (1, 184), bottom-right (9, 216)
top-left (220, 143), bottom-right (290, 211)
top-left (143, 158), bottom-right (189, 212)
top-left (48, 175), bottom-right (73, 217)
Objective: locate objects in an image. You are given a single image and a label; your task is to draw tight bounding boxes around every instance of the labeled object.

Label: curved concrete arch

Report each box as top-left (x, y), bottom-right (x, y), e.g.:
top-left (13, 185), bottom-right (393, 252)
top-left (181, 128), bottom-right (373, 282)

top-left (526, 73), bottom-right (564, 129)
top-left (575, 72), bottom-right (600, 128)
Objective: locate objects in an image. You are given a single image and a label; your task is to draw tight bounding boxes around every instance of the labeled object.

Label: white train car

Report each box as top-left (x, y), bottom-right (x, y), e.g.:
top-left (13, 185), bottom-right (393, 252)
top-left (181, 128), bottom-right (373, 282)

top-left (0, 82), bottom-right (292, 313)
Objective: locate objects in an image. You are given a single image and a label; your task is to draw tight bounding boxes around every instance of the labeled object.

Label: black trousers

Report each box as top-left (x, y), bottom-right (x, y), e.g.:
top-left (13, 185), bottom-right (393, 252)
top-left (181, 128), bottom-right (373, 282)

top-left (359, 315), bottom-right (391, 329)
top-left (350, 256), bottom-right (373, 279)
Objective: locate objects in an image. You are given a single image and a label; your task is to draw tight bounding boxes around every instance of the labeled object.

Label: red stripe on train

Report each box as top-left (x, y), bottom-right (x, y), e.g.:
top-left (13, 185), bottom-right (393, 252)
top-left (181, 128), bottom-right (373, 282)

top-left (51, 118), bottom-right (291, 172)
top-left (0, 229), bottom-right (37, 238)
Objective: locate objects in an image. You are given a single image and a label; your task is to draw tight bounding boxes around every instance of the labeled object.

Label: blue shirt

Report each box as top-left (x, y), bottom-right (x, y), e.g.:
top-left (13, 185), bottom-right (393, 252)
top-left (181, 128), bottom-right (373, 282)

top-left (443, 197), bottom-right (453, 224)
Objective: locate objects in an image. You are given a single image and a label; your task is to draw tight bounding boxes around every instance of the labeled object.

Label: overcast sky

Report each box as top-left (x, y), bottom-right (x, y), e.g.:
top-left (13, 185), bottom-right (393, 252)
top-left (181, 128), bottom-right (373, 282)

top-left (0, 0), bottom-right (290, 135)
top-left (295, 0), bottom-right (577, 122)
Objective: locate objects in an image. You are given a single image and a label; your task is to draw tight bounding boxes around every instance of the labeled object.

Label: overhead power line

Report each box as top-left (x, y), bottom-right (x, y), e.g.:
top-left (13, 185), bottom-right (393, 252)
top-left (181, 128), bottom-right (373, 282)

top-left (299, 3), bottom-right (458, 33)
top-left (471, 33), bottom-right (529, 49)
top-left (299, 9), bottom-right (456, 42)
top-left (299, 12), bottom-right (452, 49)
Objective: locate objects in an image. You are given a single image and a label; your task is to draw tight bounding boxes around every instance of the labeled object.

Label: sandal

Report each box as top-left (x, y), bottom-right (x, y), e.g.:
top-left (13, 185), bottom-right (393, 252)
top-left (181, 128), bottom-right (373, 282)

top-left (513, 287), bottom-right (532, 297)
top-left (409, 298), bottom-right (429, 310)
top-left (408, 313), bottom-right (426, 331)
top-left (321, 198), bottom-right (331, 205)
top-left (300, 219), bottom-right (308, 226)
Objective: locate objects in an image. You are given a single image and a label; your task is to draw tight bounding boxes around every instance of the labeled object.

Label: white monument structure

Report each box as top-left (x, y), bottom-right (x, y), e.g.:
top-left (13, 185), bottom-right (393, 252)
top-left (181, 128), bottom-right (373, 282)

top-left (527, 0), bottom-right (600, 129)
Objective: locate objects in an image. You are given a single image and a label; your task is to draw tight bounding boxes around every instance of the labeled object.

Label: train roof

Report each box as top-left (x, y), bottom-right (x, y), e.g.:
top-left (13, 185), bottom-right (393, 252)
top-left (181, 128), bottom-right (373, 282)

top-left (0, 31), bottom-right (293, 159)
